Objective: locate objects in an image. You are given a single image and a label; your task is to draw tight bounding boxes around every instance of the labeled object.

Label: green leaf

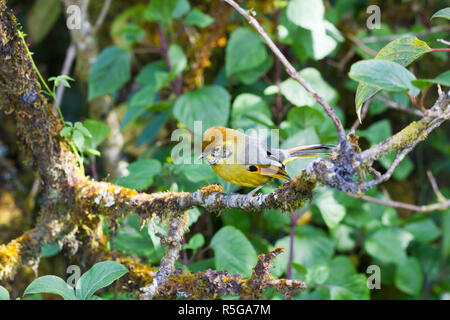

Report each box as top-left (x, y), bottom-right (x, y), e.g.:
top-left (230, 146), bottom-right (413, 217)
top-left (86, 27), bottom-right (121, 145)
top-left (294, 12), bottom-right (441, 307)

top-left (431, 7), bottom-right (450, 20)
top-left (88, 47), bottom-right (131, 100)
top-left (354, 36), bottom-right (431, 119)
top-left (183, 233), bottom-right (205, 251)
top-left (0, 285), bottom-right (9, 300)
top-left (24, 275), bottom-right (77, 300)
top-left (60, 127), bottom-right (72, 138)
top-left (412, 70), bottom-right (450, 91)
top-left (326, 256), bottom-right (370, 300)
top-left (364, 227), bottom-right (412, 265)
top-left (48, 75), bottom-right (75, 88)
top-left (231, 93), bottom-right (274, 130)
top-left (404, 218), bottom-right (441, 243)
top-left (129, 85), bottom-right (157, 109)
top-left (184, 9), bottom-right (214, 28)
top-left (40, 242), bottom-right (62, 258)
top-left (76, 261), bottom-right (128, 300)
top-left (173, 0), bottom-right (191, 19)
top-left (137, 112), bottom-right (169, 147)
top-left (26, 0), bottom-right (61, 44)
top-left (115, 159), bottom-right (162, 191)
top-left (272, 226), bottom-right (334, 278)
top-left (72, 130), bottom-right (85, 151)
top-left (83, 119), bottom-right (110, 149)
top-left (225, 28), bottom-right (267, 78)
top-left (144, 0), bottom-right (178, 24)
top-left (315, 187), bottom-right (346, 229)
top-left (394, 257), bottom-right (423, 296)
top-left (287, 0), bottom-right (325, 32)
top-left (74, 122), bottom-right (93, 138)
top-left (349, 60), bottom-right (420, 96)
top-left (287, 106), bottom-right (325, 129)
top-left (233, 55), bottom-right (274, 85)
top-left (135, 61), bottom-right (170, 90)
top-left (281, 68), bottom-right (337, 107)
top-left (442, 210), bottom-right (450, 257)
top-left (168, 44), bottom-right (188, 76)
top-left (210, 226), bottom-right (257, 278)
top-left (180, 163), bottom-right (217, 183)
top-left (173, 85), bottom-right (230, 131)
top-left (357, 119), bottom-right (392, 145)
top-left (306, 265), bottom-right (330, 285)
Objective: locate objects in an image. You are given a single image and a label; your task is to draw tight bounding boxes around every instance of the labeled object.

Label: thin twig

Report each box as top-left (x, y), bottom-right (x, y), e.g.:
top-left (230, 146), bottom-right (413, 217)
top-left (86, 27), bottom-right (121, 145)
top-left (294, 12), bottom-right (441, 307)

top-left (375, 95), bottom-right (423, 117)
top-left (360, 25), bottom-right (450, 43)
top-left (222, 0), bottom-right (346, 141)
top-left (437, 39), bottom-right (450, 46)
top-left (361, 146), bottom-right (414, 190)
top-left (346, 193), bottom-right (450, 213)
top-left (55, 43), bottom-right (76, 108)
top-left (426, 170), bottom-right (446, 203)
top-left (94, 0), bottom-right (112, 31)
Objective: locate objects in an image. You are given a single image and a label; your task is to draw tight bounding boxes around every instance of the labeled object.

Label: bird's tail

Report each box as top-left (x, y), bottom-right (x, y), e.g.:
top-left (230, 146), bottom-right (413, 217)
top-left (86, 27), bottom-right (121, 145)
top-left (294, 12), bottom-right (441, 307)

top-left (282, 144), bottom-right (334, 165)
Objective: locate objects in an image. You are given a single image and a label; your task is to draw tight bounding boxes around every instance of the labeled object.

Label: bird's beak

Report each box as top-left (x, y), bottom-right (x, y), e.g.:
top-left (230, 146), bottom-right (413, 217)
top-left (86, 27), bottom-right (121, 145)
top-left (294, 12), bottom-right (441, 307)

top-left (197, 152), bottom-right (206, 160)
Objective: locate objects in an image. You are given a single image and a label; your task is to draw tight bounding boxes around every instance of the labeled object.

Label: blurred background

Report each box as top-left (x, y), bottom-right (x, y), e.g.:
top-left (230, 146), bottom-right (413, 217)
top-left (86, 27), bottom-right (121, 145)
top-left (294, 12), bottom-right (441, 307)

top-left (0, 0), bottom-right (449, 299)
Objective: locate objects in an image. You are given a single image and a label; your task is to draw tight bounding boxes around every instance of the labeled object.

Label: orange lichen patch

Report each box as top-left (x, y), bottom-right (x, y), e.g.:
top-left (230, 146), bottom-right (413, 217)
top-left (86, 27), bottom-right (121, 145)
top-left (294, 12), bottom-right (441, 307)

top-left (0, 191), bottom-right (22, 226)
top-left (0, 237), bottom-right (23, 279)
top-left (217, 37), bottom-right (227, 47)
top-left (200, 184), bottom-right (223, 196)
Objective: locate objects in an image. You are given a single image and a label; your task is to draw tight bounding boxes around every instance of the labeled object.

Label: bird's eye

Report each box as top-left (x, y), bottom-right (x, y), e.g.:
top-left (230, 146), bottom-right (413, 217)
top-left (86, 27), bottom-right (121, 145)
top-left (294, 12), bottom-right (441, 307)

top-left (214, 146), bottom-right (221, 153)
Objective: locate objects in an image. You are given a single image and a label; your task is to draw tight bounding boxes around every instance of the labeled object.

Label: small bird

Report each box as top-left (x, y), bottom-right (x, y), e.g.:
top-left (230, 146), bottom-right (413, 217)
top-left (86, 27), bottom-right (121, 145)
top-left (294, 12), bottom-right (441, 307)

top-left (199, 127), bottom-right (334, 195)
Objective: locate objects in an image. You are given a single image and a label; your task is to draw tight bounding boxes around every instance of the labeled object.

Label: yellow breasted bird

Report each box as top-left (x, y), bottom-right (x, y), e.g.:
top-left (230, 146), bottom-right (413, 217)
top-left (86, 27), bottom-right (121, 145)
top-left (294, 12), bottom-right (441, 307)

top-left (199, 127), bottom-right (334, 195)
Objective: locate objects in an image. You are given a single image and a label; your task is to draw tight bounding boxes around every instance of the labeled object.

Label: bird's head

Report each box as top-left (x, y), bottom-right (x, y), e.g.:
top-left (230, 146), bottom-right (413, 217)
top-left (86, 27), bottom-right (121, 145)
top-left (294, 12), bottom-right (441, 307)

top-left (198, 127), bottom-right (236, 163)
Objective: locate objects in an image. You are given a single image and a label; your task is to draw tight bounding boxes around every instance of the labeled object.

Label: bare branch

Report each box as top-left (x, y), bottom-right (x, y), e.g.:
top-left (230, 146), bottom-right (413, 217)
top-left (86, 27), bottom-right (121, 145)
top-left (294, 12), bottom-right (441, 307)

top-left (346, 193), bottom-right (450, 213)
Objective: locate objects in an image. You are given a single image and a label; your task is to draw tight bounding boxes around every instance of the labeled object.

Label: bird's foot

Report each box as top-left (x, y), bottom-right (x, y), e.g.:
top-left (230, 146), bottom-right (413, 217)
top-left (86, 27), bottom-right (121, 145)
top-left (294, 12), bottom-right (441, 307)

top-left (247, 184), bottom-right (267, 198)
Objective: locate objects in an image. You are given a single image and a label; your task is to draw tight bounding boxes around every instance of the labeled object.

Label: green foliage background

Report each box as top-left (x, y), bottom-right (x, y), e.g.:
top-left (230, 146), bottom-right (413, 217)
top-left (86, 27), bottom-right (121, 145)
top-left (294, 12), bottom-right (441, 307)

top-left (1, 0), bottom-right (450, 300)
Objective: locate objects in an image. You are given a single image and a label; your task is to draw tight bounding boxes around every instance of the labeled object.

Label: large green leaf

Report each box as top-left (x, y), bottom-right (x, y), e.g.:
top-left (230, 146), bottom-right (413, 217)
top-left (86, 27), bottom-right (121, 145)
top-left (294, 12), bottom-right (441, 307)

top-left (168, 44), bottom-right (188, 76)
top-left (144, 0), bottom-right (178, 24)
top-left (350, 60), bottom-right (420, 96)
top-left (88, 47), bottom-right (131, 100)
top-left (272, 226), bottom-right (334, 278)
top-left (431, 7), bottom-right (450, 20)
top-left (184, 9), bottom-right (214, 28)
top-left (173, 85), bottom-right (230, 131)
top-left (231, 93), bottom-right (274, 130)
top-left (24, 275), bottom-right (77, 300)
top-left (210, 226), bottom-right (257, 278)
top-left (75, 261), bottom-right (128, 300)
top-left (412, 70), bottom-right (450, 91)
top-left (225, 28), bottom-right (267, 78)
top-left (83, 119), bottom-right (110, 149)
top-left (326, 256), bottom-right (370, 300)
top-left (26, 0), bottom-right (61, 44)
top-left (354, 36), bottom-right (431, 119)
top-left (394, 257), bottom-right (423, 296)
top-left (315, 187), bottom-right (346, 229)
top-left (404, 218), bottom-right (441, 243)
top-left (115, 159), bottom-right (162, 190)
top-left (364, 227), bottom-right (412, 265)
top-left (287, 0), bottom-right (325, 32)
top-left (281, 68), bottom-right (337, 107)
